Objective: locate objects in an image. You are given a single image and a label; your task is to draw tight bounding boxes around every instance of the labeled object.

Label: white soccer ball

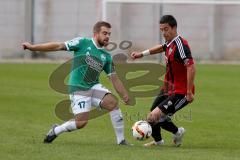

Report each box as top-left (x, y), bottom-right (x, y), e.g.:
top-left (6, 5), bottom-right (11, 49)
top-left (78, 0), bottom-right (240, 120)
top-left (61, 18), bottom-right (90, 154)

top-left (132, 120), bottom-right (152, 140)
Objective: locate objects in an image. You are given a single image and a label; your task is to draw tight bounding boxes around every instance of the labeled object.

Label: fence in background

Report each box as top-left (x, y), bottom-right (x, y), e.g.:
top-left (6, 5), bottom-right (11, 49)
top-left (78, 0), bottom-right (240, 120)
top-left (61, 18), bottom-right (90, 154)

top-left (1, 0), bottom-right (240, 61)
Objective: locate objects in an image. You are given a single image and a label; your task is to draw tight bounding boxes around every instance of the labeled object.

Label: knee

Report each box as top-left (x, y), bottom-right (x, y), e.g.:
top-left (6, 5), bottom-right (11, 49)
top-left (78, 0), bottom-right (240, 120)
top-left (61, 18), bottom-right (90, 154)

top-left (75, 120), bottom-right (88, 129)
top-left (101, 97), bottom-right (118, 110)
top-left (148, 107), bottom-right (165, 122)
top-left (147, 112), bottom-right (155, 123)
top-left (109, 98), bottom-right (118, 108)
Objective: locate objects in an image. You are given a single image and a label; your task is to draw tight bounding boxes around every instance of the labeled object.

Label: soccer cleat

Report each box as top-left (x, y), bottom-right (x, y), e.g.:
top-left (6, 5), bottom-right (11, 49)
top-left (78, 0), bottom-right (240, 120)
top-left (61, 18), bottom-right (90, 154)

top-left (43, 124), bottom-right (58, 144)
top-left (144, 139), bottom-right (164, 147)
top-left (118, 139), bottom-right (133, 146)
top-left (173, 127), bottom-right (185, 147)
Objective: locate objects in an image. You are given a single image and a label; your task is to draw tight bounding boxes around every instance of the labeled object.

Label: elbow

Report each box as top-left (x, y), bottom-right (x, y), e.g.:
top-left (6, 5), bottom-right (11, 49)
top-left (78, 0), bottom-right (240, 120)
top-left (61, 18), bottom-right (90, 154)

top-left (58, 43), bottom-right (66, 51)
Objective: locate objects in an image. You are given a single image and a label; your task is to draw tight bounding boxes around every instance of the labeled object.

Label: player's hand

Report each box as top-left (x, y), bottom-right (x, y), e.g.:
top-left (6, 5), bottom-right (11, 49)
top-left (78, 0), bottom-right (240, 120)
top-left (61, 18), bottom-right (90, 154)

top-left (186, 92), bottom-right (194, 103)
top-left (146, 109), bottom-right (161, 123)
top-left (130, 51), bottom-right (143, 60)
top-left (22, 42), bottom-right (32, 50)
top-left (122, 94), bottom-right (130, 105)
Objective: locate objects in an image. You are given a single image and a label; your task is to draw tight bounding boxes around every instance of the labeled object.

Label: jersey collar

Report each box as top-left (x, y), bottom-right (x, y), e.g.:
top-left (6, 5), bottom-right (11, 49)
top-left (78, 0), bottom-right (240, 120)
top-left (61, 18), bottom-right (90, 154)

top-left (166, 35), bottom-right (180, 47)
top-left (92, 38), bottom-right (104, 49)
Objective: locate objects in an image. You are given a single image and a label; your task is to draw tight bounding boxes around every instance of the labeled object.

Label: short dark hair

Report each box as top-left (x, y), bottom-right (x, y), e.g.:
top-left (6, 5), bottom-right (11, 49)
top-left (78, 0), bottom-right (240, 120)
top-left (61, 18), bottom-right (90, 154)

top-left (160, 15), bottom-right (177, 28)
top-left (93, 21), bottom-right (111, 33)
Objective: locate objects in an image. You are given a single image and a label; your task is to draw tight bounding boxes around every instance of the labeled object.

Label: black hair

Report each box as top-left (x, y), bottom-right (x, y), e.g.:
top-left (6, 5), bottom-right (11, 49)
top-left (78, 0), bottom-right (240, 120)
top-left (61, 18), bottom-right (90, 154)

top-left (160, 15), bottom-right (177, 28)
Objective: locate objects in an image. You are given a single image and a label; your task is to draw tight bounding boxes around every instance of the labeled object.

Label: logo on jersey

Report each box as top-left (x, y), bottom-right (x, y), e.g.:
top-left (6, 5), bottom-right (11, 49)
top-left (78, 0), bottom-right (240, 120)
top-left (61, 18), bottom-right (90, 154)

top-left (87, 47), bottom-right (91, 50)
top-left (169, 48), bottom-right (173, 55)
top-left (68, 37), bottom-right (81, 46)
top-left (101, 54), bottom-right (106, 61)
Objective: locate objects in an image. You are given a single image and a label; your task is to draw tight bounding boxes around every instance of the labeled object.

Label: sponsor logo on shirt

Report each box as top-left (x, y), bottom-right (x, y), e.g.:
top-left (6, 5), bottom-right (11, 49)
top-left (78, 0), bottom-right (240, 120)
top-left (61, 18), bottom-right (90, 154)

top-left (85, 55), bottom-right (103, 72)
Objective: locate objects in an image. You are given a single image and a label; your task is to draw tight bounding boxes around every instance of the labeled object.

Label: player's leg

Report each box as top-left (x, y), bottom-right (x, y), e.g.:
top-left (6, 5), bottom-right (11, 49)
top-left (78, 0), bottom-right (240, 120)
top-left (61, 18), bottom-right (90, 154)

top-left (152, 95), bottom-right (186, 145)
top-left (147, 94), bottom-right (186, 124)
top-left (170, 95), bottom-right (188, 146)
top-left (43, 91), bottom-right (91, 143)
top-left (148, 94), bottom-right (188, 146)
top-left (91, 84), bottom-right (131, 145)
top-left (54, 112), bottom-right (89, 135)
top-left (159, 119), bottom-right (178, 135)
top-left (145, 91), bottom-right (167, 146)
top-left (151, 92), bottom-right (179, 135)
top-left (145, 116), bottom-right (178, 147)
top-left (159, 95), bottom-right (188, 135)
top-left (101, 94), bottom-right (125, 143)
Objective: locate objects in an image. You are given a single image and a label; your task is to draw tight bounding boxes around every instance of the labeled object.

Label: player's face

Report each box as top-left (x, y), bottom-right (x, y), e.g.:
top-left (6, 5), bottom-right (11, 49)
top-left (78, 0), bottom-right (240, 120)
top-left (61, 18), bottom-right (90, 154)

top-left (96, 26), bottom-right (111, 47)
top-left (160, 23), bottom-right (177, 42)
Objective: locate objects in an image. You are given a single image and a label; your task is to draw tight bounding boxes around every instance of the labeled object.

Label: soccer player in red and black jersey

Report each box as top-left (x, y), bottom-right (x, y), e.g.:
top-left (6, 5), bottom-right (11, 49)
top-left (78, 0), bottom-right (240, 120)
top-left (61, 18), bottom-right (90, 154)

top-left (131, 15), bottom-right (196, 147)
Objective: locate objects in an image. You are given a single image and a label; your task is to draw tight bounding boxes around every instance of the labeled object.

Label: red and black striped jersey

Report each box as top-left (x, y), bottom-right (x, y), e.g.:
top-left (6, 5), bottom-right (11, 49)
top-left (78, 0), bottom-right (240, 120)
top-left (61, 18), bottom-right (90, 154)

top-left (162, 35), bottom-right (195, 95)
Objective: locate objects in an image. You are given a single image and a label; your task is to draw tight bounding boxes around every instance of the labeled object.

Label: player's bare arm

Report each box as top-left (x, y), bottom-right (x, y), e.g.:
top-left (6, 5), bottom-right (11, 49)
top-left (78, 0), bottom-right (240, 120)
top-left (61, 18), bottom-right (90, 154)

top-left (22, 42), bottom-right (66, 52)
top-left (109, 74), bottom-right (130, 105)
top-left (130, 44), bottom-right (165, 59)
top-left (186, 64), bottom-right (196, 103)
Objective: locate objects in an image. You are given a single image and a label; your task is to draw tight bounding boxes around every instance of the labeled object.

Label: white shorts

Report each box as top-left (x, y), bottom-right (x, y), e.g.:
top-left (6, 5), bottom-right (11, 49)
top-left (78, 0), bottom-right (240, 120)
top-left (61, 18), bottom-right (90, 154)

top-left (69, 83), bottom-right (111, 115)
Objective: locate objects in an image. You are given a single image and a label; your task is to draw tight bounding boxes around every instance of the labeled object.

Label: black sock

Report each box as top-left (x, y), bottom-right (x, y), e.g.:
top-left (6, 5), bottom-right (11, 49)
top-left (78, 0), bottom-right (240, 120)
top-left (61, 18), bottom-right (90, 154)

top-left (150, 122), bottom-right (162, 142)
top-left (160, 120), bottom-right (178, 134)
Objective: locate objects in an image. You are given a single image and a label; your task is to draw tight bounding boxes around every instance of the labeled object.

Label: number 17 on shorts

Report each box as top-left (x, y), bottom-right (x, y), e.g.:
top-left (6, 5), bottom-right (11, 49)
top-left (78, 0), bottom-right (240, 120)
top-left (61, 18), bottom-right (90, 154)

top-left (70, 94), bottom-right (91, 115)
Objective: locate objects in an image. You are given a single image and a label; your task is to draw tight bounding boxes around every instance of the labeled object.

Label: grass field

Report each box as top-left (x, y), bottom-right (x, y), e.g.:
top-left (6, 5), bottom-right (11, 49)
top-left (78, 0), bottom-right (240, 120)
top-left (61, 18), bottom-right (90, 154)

top-left (0, 63), bottom-right (240, 160)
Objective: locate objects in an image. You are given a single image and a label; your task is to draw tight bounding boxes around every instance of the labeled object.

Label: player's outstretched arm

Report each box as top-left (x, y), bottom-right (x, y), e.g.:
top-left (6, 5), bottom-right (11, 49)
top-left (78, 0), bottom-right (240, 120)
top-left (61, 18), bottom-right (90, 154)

top-left (22, 42), bottom-right (67, 52)
top-left (109, 74), bottom-right (130, 105)
top-left (130, 44), bottom-right (165, 60)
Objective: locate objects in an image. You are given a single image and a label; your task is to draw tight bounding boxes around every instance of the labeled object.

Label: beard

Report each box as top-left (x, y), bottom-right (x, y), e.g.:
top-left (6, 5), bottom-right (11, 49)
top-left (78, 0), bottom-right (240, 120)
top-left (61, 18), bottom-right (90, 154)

top-left (98, 38), bottom-right (109, 47)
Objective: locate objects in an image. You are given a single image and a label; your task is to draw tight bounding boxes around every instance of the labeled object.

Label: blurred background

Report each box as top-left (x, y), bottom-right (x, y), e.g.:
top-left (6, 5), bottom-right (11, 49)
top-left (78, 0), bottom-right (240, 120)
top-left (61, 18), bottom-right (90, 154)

top-left (1, 0), bottom-right (240, 62)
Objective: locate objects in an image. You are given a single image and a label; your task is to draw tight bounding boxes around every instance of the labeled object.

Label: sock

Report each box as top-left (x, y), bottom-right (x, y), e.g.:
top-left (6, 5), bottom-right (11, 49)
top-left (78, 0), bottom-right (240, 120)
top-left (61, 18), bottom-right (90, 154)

top-left (54, 120), bottom-right (77, 136)
top-left (160, 120), bottom-right (178, 134)
top-left (110, 108), bottom-right (124, 144)
top-left (150, 122), bottom-right (163, 142)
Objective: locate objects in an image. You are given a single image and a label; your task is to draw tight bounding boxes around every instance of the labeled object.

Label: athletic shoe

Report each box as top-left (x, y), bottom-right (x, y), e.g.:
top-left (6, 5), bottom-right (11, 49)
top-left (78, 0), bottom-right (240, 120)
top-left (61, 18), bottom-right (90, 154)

top-left (118, 139), bottom-right (133, 146)
top-left (144, 139), bottom-right (164, 147)
top-left (173, 127), bottom-right (185, 147)
top-left (43, 124), bottom-right (58, 144)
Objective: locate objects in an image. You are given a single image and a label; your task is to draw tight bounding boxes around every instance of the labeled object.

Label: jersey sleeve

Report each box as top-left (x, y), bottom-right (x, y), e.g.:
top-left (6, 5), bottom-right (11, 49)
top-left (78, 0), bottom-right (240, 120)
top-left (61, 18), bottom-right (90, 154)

top-left (175, 38), bottom-right (194, 66)
top-left (103, 54), bottom-right (116, 76)
top-left (162, 43), bottom-right (167, 51)
top-left (65, 37), bottom-right (84, 51)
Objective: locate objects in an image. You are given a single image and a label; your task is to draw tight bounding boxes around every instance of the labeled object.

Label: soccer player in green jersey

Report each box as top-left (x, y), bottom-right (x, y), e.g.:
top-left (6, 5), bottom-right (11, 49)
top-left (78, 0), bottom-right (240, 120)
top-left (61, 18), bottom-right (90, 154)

top-left (22, 21), bottom-right (132, 145)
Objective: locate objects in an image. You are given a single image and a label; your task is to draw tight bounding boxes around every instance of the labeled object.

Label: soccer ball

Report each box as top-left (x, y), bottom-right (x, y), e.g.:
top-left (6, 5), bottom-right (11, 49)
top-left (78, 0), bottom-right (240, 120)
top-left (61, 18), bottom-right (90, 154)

top-left (132, 120), bottom-right (152, 140)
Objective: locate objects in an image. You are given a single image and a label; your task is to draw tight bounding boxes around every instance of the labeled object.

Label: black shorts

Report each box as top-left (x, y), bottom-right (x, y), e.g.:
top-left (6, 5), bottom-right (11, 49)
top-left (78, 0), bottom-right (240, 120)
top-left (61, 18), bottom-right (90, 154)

top-left (151, 91), bottom-right (188, 115)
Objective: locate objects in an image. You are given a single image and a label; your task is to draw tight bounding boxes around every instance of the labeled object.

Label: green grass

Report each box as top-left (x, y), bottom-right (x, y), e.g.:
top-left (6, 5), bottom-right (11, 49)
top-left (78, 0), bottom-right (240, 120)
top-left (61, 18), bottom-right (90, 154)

top-left (0, 63), bottom-right (240, 160)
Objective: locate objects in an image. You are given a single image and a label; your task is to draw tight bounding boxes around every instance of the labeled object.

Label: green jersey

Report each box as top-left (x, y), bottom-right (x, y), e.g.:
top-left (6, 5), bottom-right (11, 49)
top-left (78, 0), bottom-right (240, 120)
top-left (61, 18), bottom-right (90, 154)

top-left (65, 37), bottom-right (115, 92)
